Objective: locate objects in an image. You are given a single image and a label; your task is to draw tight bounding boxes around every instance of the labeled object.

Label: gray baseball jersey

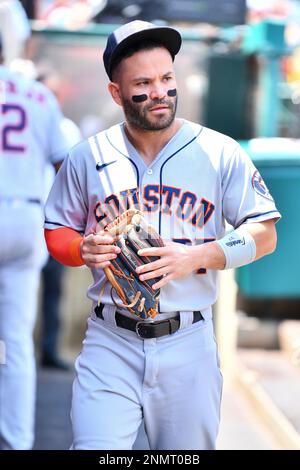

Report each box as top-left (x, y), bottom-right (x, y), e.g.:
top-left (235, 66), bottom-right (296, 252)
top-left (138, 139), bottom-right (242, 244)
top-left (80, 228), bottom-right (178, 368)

top-left (0, 65), bottom-right (68, 200)
top-left (0, 65), bottom-right (69, 450)
top-left (45, 119), bottom-right (281, 313)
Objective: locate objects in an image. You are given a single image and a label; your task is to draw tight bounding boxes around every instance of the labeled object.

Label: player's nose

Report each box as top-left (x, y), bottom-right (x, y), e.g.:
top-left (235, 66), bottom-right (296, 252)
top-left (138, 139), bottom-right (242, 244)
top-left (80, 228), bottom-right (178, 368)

top-left (149, 85), bottom-right (166, 101)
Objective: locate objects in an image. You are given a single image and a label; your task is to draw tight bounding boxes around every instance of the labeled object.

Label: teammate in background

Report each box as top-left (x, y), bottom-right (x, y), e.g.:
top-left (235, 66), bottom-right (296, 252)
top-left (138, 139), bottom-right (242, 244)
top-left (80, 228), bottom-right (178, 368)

top-left (44, 21), bottom-right (281, 450)
top-left (0, 35), bottom-right (69, 449)
top-left (0, 0), bottom-right (31, 66)
top-left (36, 66), bottom-right (82, 148)
top-left (37, 67), bottom-right (82, 370)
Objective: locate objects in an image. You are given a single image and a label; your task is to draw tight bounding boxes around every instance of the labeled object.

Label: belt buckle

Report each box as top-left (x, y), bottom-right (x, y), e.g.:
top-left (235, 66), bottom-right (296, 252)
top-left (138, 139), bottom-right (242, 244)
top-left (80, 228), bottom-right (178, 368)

top-left (135, 320), bottom-right (154, 339)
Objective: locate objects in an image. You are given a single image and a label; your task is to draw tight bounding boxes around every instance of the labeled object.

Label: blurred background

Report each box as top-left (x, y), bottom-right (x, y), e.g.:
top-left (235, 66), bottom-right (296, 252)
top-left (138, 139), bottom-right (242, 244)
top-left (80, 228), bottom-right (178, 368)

top-left (2, 0), bottom-right (300, 450)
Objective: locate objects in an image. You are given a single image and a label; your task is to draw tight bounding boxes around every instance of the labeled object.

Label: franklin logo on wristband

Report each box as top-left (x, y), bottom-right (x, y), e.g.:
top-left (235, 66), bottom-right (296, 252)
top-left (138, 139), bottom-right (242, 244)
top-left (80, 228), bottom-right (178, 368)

top-left (216, 228), bottom-right (256, 269)
top-left (225, 237), bottom-right (245, 247)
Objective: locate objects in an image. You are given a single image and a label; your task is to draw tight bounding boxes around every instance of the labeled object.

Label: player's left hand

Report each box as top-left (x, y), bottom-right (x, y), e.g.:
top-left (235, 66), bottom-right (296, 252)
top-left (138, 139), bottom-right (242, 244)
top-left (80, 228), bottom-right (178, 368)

top-left (136, 242), bottom-right (201, 289)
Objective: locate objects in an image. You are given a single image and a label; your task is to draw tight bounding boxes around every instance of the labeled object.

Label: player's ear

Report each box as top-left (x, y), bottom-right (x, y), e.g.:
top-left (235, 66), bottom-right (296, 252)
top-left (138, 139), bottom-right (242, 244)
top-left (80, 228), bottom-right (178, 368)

top-left (108, 82), bottom-right (122, 106)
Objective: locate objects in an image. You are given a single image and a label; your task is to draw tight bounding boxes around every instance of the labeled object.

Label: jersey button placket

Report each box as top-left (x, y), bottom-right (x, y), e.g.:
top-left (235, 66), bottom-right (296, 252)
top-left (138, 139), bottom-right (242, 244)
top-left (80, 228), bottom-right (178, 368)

top-left (141, 167), bottom-right (155, 206)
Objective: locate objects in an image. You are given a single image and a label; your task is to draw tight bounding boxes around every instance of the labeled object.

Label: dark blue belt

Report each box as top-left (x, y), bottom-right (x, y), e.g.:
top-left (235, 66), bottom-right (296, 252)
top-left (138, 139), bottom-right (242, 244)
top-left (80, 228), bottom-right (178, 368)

top-left (95, 303), bottom-right (203, 339)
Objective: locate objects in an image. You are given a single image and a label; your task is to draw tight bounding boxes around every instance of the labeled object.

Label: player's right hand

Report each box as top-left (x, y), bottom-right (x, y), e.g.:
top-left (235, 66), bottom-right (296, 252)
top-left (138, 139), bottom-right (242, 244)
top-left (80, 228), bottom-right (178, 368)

top-left (80, 231), bottom-right (121, 269)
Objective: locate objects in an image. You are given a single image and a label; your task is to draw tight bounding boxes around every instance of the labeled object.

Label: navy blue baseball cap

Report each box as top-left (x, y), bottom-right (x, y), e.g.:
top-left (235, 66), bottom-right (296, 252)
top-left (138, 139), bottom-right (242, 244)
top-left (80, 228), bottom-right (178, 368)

top-left (103, 20), bottom-right (182, 80)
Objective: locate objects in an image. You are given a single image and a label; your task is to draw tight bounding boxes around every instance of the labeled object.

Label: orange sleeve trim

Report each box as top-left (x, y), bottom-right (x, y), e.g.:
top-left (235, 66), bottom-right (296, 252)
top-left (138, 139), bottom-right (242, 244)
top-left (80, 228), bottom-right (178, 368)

top-left (44, 227), bottom-right (84, 267)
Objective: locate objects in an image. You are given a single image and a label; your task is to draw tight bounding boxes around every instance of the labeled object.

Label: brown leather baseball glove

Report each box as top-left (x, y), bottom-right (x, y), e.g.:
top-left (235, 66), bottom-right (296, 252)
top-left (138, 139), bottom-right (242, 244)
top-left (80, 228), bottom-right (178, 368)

top-left (102, 209), bottom-right (165, 319)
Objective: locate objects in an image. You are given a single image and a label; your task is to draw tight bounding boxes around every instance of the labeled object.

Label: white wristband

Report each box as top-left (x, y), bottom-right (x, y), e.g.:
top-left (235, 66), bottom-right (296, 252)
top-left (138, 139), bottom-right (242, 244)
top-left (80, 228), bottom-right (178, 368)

top-left (216, 227), bottom-right (256, 269)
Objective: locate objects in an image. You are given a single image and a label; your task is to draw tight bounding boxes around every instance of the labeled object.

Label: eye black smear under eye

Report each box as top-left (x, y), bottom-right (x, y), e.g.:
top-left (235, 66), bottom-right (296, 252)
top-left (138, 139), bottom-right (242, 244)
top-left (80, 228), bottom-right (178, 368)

top-left (167, 89), bottom-right (177, 97)
top-left (132, 94), bottom-right (148, 103)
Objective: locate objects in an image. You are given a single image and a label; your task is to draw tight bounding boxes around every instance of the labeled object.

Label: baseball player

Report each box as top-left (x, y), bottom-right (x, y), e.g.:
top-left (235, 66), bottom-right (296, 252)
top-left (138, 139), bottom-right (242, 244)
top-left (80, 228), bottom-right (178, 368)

top-left (44, 21), bottom-right (281, 450)
top-left (0, 35), bottom-right (69, 449)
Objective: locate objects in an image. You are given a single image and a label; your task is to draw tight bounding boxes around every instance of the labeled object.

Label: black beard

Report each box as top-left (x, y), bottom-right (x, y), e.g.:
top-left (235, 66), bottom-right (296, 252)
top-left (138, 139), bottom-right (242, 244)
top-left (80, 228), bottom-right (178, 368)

top-left (122, 96), bottom-right (177, 131)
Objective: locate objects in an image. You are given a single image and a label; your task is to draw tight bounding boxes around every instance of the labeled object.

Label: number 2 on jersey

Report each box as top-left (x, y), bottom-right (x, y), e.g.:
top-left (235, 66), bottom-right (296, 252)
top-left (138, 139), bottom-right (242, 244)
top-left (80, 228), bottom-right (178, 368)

top-left (1, 103), bottom-right (27, 153)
